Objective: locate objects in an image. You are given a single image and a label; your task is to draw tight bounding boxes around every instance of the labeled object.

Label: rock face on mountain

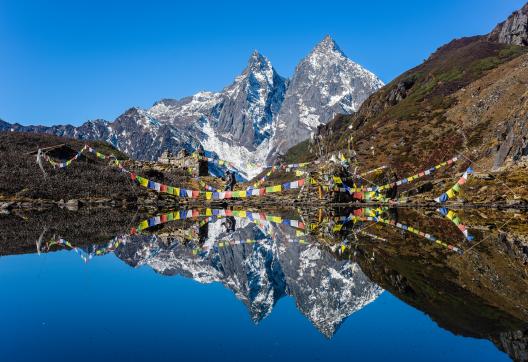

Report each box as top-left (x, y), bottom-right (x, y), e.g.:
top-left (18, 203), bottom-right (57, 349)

top-left (271, 35), bottom-right (383, 155)
top-left (1, 36), bottom-right (382, 178)
top-left (114, 220), bottom-right (382, 337)
top-left (489, 3), bottom-right (528, 46)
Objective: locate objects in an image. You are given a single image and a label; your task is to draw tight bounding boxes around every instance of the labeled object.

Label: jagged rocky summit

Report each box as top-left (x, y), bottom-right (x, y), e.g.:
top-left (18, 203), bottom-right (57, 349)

top-left (488, 3), bottom-right (528, 46)
top-left (0, 36), bottom-right (383, 178)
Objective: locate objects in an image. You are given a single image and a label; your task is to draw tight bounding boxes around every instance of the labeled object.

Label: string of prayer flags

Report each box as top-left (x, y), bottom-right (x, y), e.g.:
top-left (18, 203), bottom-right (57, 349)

top-left (359, 216), bottom-right (463, 254)
top-left (192, 154), bottom-right (246, 175)
top-left (132, 208), bottom-right (306, 234)
top-left (437, 207), bottom-right (474, 241)
top-left (40, 144), bottom-right (89, 169)
top-left (337, 156), bottom-right (459, 193)
top-left (434, 167), bottom-right (473, 203)
top-left (359, 165), bottom-right (387, 177)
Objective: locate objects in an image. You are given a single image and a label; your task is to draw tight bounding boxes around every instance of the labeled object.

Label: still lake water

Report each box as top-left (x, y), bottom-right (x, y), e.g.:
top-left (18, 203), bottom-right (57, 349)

top-left (0, 207), bottom-right (525, 361)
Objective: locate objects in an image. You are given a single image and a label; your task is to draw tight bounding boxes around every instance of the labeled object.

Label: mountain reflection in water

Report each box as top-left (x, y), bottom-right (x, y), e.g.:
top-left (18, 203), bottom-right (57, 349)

top-left (1, 206), bottom-right (527, 361)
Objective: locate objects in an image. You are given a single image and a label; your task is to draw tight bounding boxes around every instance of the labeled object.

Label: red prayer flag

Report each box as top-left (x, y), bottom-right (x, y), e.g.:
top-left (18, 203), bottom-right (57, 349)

top-left (353, 192), bottom-right (364, 200)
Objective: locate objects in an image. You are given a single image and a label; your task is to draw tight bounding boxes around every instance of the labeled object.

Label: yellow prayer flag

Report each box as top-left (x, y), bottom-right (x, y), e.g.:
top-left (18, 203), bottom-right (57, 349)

top-left (206, 192), bottom-right (212, 200)
top-left (446, 210), bottom-right (456, 220)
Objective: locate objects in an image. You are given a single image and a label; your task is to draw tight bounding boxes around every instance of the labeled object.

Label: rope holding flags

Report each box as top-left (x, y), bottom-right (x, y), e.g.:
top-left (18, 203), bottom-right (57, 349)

top-left (359, 165), bottom-right (387, 177)
top-left (38, 143), bottom-right (308, 200)
top-left (36, 143), bottom-right (473, 205)
top-left (40, 144), bottom-right (91, 169)
top-left (131, 171), bottom-right (306, 200)
top-left (339, 156), bottom-right (460, 193)
top-left (192, 153), bottom-right (247, 176)
top-left (360, 216), bottom-right (464, 254)
top-left (131, 208), bottom-right (306, 234)
top-left (435, 167), bottom-right (473, 203)
top-left (252, 162), bottom-right (310, 188)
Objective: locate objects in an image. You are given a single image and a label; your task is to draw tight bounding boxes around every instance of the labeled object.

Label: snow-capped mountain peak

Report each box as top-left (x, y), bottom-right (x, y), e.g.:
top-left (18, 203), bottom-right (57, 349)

top-left (8, 36), bottom-right (383, 177)
top-left (270, 36), bottom-right (384, 155)
top-left (309, 34), bottom-right (346, 60)
top-left (247, 50), bottom-right (274, 78)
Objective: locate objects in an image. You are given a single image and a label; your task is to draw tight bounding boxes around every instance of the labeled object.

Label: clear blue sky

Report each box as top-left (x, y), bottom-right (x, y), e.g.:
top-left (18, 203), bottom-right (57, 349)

top-left (0, 0), bottom-right (525, 126)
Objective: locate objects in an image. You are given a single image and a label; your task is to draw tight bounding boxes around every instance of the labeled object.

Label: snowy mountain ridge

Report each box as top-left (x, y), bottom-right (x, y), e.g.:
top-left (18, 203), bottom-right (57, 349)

top-left (1, 35), bottom-right (383, 179)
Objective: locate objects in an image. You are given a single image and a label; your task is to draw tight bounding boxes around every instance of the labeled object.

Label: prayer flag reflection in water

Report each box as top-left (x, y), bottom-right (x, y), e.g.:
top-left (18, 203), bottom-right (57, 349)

top-left (0, 207), bottom-right (526, 362)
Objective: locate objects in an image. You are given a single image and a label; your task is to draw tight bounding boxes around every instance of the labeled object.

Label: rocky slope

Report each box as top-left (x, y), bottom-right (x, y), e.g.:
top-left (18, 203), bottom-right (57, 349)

top-left (1, 36), bottom-right (382, 179)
